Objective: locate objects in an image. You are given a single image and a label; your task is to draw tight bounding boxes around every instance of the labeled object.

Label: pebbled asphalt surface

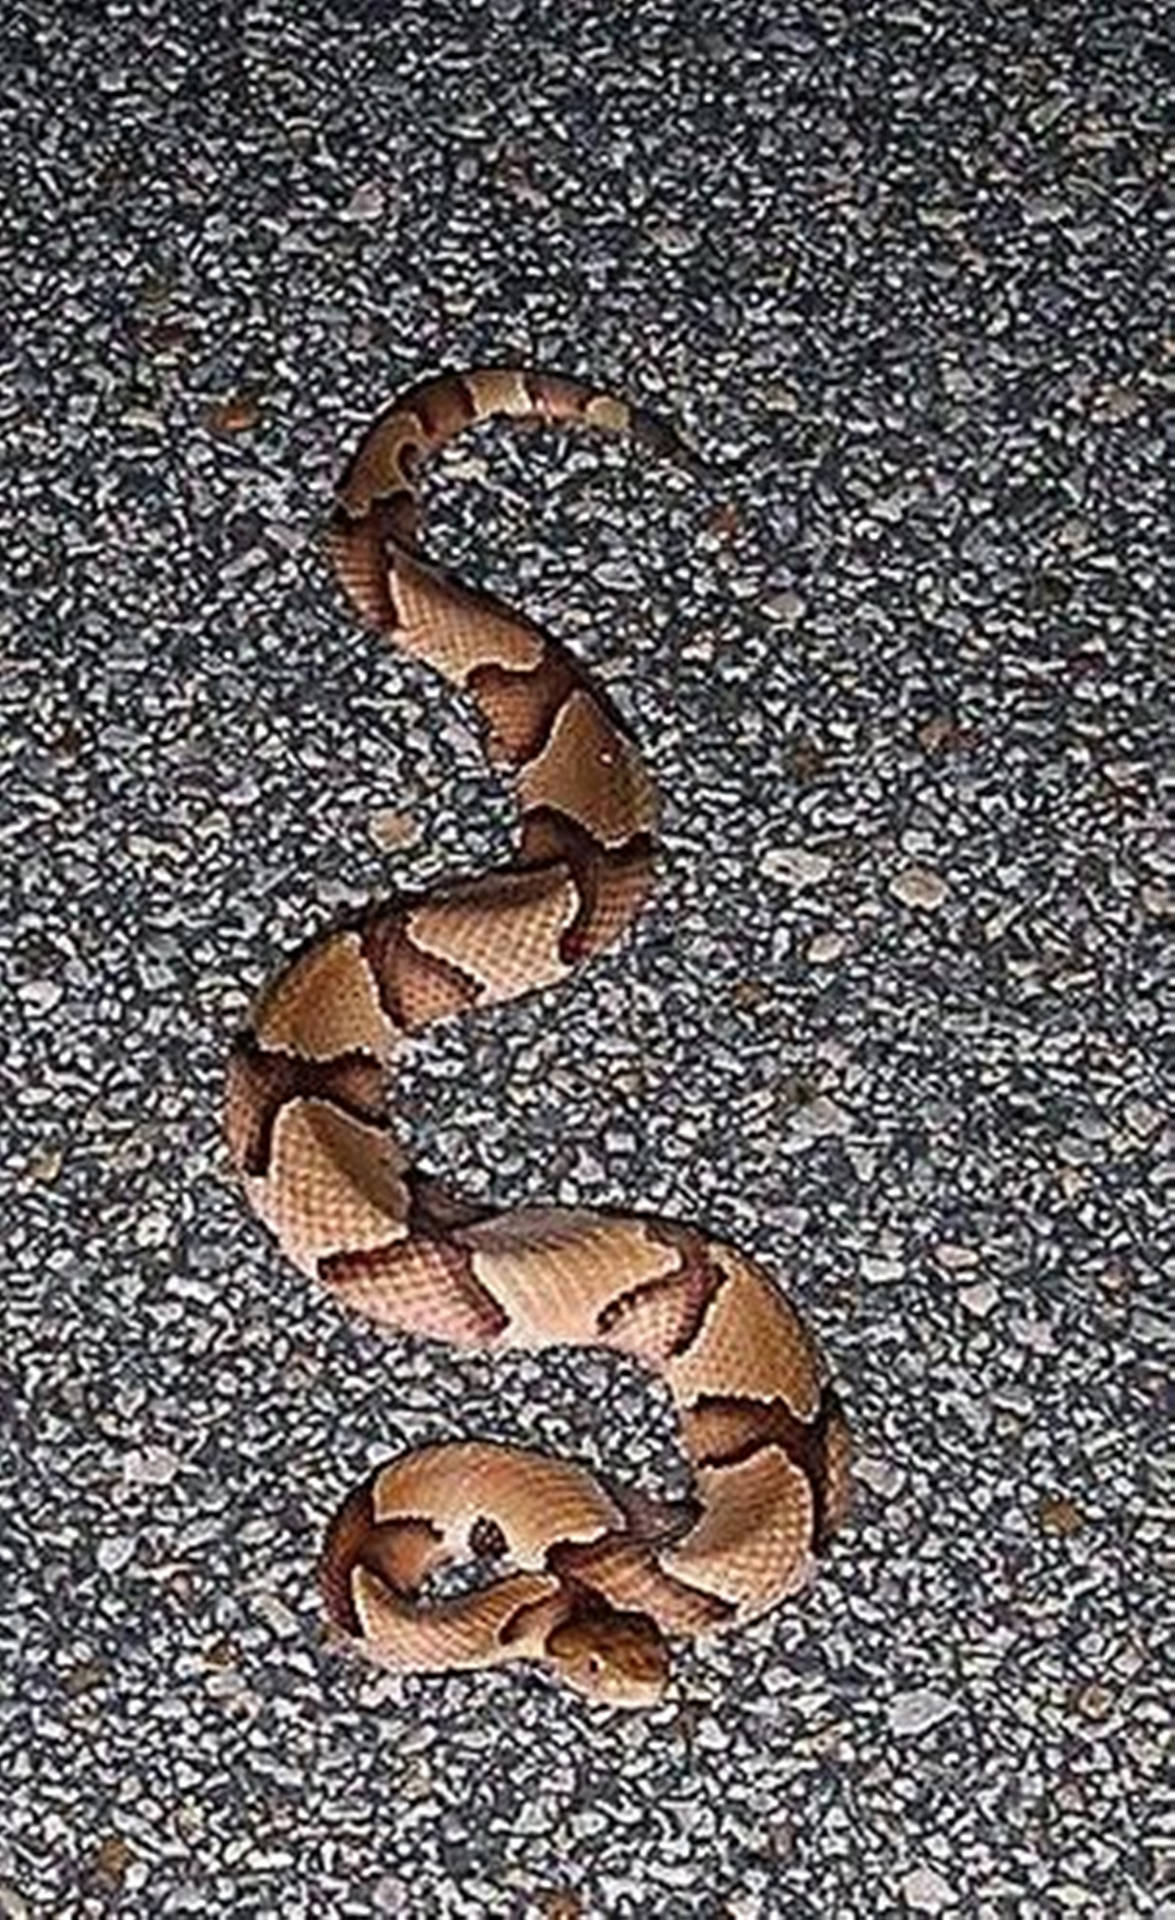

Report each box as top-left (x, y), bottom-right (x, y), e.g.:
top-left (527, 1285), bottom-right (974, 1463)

top-left (1, 2), bottom-right (1170, 1915)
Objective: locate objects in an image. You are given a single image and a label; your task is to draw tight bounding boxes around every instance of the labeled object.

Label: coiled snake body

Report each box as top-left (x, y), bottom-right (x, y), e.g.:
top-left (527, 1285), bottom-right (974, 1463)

top-left (226, 368), bottom-right (850, 1706)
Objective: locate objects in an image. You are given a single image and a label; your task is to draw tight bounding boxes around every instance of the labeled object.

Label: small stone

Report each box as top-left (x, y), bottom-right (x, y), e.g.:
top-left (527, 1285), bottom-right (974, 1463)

top-left (1122, 1098), bottom-right (1162, 1139)
top-left (202, 1636), bottom-right (238, 1669)
top-left (63, 1659), bottom-right (107, 1695)
top-left (730, 978), bottom-right (770, 1008)
top-left (1141, 882), bottom-right (1174, 917)
top-left (854, 1453), bottom-right (905, 1498)
top-left (889, 1688), bottom-right (954, 1735)
top-left (889, 864), bottom-right (948, 910)
top-left (1072, 1681), bottom-right (1113, 1720)
top-left (1097, 1262), bottom-right (1131, 1293)
top-left (251, 1591), bottom-right (300, 1638)
top-left (901, 1864), bottom-right (957, 1913)
top-left (18, 978), bottom-right (64, 1014)
top-left (27, 1144), bottom-right (64, 1183)
top-left (934, 1242), bottom-right (979, 1271)
top-left (916, 714), bottom-right (974, 756)
top-left (808, 931), bottom-right (846, 964)
top-left (647, 219), bottom-right (697, 256)
top-left (1039, 1495), bottom-right (1084, 1538)
top-left (1141, 834), bottom-right (1175, 875)
top-left (991, 1385), bottom-right (1034, 1418)
top-left (135, 1211), bottom-right (170, 1249)
top-left (707, 502), bottom-right (740, 538)
top-left (1090, 381), bottom-right (1143, 421)
top-left (1101, 759), bottom-right (1147, 790)
top-left (341, 180), bottom-right (385, 222)
top-left (762, 588), bottom-right (806, 628)
top-left (788, 1095), bottom-right (851, 1139)
top-left (959, 1278), bottom-right (998, 1317)
top-left (369, 807), bottom-right (421, 850)
top-left (121, 1444), bottom-right (180, 1488)
top-left (761, 845), bottom-right (832, 887)
top-left (860, 1254), bottom-right (904, 1284)
top-left (96, 1535), bottom-right (136, 1574)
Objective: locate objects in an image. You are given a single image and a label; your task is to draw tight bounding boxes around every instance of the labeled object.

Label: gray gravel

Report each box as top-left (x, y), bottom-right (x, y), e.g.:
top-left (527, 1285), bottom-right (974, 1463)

top-left (2, 1), bottom-right (1170, 1915)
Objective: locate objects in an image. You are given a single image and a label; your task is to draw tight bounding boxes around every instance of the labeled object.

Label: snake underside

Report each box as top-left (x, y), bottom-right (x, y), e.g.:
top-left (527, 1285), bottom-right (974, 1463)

top-left (225, 366), bottom-right (851, 1706)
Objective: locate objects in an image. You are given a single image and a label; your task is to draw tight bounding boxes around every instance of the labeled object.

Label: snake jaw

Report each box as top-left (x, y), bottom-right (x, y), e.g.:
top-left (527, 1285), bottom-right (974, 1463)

top-left (544, 1603), bottom-right (670, 1708)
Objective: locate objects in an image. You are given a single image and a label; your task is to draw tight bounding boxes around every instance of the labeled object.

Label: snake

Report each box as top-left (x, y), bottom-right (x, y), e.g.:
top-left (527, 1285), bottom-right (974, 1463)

top-left (225, 367), bottom-right (851, 1707)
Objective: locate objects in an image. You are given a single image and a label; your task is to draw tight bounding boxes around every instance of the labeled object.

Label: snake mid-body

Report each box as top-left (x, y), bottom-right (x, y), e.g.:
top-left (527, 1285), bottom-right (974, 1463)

top-left (225, 367), bottom-right (851, 1706)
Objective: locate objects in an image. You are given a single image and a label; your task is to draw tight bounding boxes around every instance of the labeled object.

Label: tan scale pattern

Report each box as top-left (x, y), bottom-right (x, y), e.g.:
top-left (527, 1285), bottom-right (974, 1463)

top-left (406, 867), bottom-right (580, 1006)
top-left (352, 1566), bottom-right (563, 1671)
top-left (253, 1099), bottom-right (410, 1272)
top-left (320, 1237), bottom-right (506, 1346)
top-left (665, 1249), bottom-right (821, 1414)
top-left (361, 914), bottom-right (480, 1032)
top-left (339, 415), bottom-right (428, 518)
top-left (661, 1450), bottom-right (815, 1613)
top-left (464, 1214), bottom-right (684, 1348)
top-left (371, 1442), bottom-right (624, 1566)
top-left (552, 1536), bottom-right (731, 1636)
top-left (517, 690), bottom-right (658, 848)
top-left (822, 1400), bottom-right (856, 1540)
top-left (597, 1258), bottom-right (719, 1363)
top-left (390, 552), bottom-right (544, 683)
top-left (582, 393), bottom-right (632, 434)
top-left (254, 931), bottom-right (396, 1062)
top-left (462, 366), bottom-right (535, 417)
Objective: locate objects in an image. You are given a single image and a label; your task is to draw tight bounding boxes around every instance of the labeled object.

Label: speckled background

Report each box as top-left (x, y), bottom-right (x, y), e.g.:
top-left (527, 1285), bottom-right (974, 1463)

top-left (2, 1), bottom-right (1170, 1915)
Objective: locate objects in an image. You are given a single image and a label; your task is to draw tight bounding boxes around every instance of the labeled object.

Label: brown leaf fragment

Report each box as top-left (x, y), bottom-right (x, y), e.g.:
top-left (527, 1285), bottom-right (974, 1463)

top-left (916, 713), bottom-right (977, 756)
top-left (533, 1892), bottom-right (583, 1919)
top-left (63, 1660), bottom-right (106, 1696)
top-left (1039, 1494), bottom-right (1083, 1537)
top-left (206, 393), bottom-right (261, 434)
top-left (707, 501), bottom-right (740, 538)
top-left (93, 1836), bottom-right (133, 1886)
top-left (730, 978), bottom-right (769, 1009)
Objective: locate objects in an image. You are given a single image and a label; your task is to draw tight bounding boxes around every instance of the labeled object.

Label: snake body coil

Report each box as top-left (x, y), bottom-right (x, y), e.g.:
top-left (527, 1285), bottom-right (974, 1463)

top-left (226, 368), bottom-right (850, 1705)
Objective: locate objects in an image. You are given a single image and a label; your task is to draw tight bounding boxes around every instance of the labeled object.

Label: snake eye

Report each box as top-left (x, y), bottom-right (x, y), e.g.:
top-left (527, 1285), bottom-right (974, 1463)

top-left (586, 1653), bottom-right (603, 1676)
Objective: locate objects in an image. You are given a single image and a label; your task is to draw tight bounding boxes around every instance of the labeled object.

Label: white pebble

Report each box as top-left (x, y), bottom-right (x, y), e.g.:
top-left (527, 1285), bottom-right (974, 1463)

top-left (889, 864), bottom-right (948, 910)
top-left (135, 1211), bottom-right (170, 1250)
top-left (854, 1453), bottom-right (906, 1498)
top-left (889, 1687), bottom-right (955, 1735)
top-left (341, 180), bottom-right (385, 222)
top-left (121, 1445), bottom-right (180, 1488)
top-left (1122, 1098), bottom-right (1161, 1139)
top-left (860, 1254), bottom-right (904, 1284)
top-left (96, 1535), bottom-right (137, 1574)
top-left (761, 588), bottom-right (806, 627)
top-left (902, 1864), bottom-right (957, 1912)
top-left (959, 1278), bottom-right (999, 1317)
top-left (788, 1095), bottom-right (851, 1139)
top-left (761, 845), bottom-right (832, 887)
top-left (18, 979), bottom-right (63, 1014)
top-left (808, 931), bottom-right (847, 964)
top-left (934, 1242), bottom-right (979, 1270)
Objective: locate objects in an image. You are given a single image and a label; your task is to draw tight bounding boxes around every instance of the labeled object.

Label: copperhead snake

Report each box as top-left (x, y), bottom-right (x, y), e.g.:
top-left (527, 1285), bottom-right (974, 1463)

top-left (225, 367), bottom-right (851, 1707)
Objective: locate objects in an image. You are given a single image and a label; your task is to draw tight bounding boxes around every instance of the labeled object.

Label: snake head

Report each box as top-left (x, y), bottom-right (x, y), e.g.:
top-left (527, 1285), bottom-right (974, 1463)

top-left (545, 1603), bottom-right (670, 1708)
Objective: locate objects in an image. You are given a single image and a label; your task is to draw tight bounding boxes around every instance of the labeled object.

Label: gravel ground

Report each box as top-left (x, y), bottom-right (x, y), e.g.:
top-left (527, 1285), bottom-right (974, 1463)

top-left (2, 1), bottom-right (1170, 1915)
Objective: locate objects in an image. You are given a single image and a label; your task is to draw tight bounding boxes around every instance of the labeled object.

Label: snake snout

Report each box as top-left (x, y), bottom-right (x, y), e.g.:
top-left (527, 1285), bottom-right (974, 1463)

top-left (546, 1603), bottom-right (670, 1708)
